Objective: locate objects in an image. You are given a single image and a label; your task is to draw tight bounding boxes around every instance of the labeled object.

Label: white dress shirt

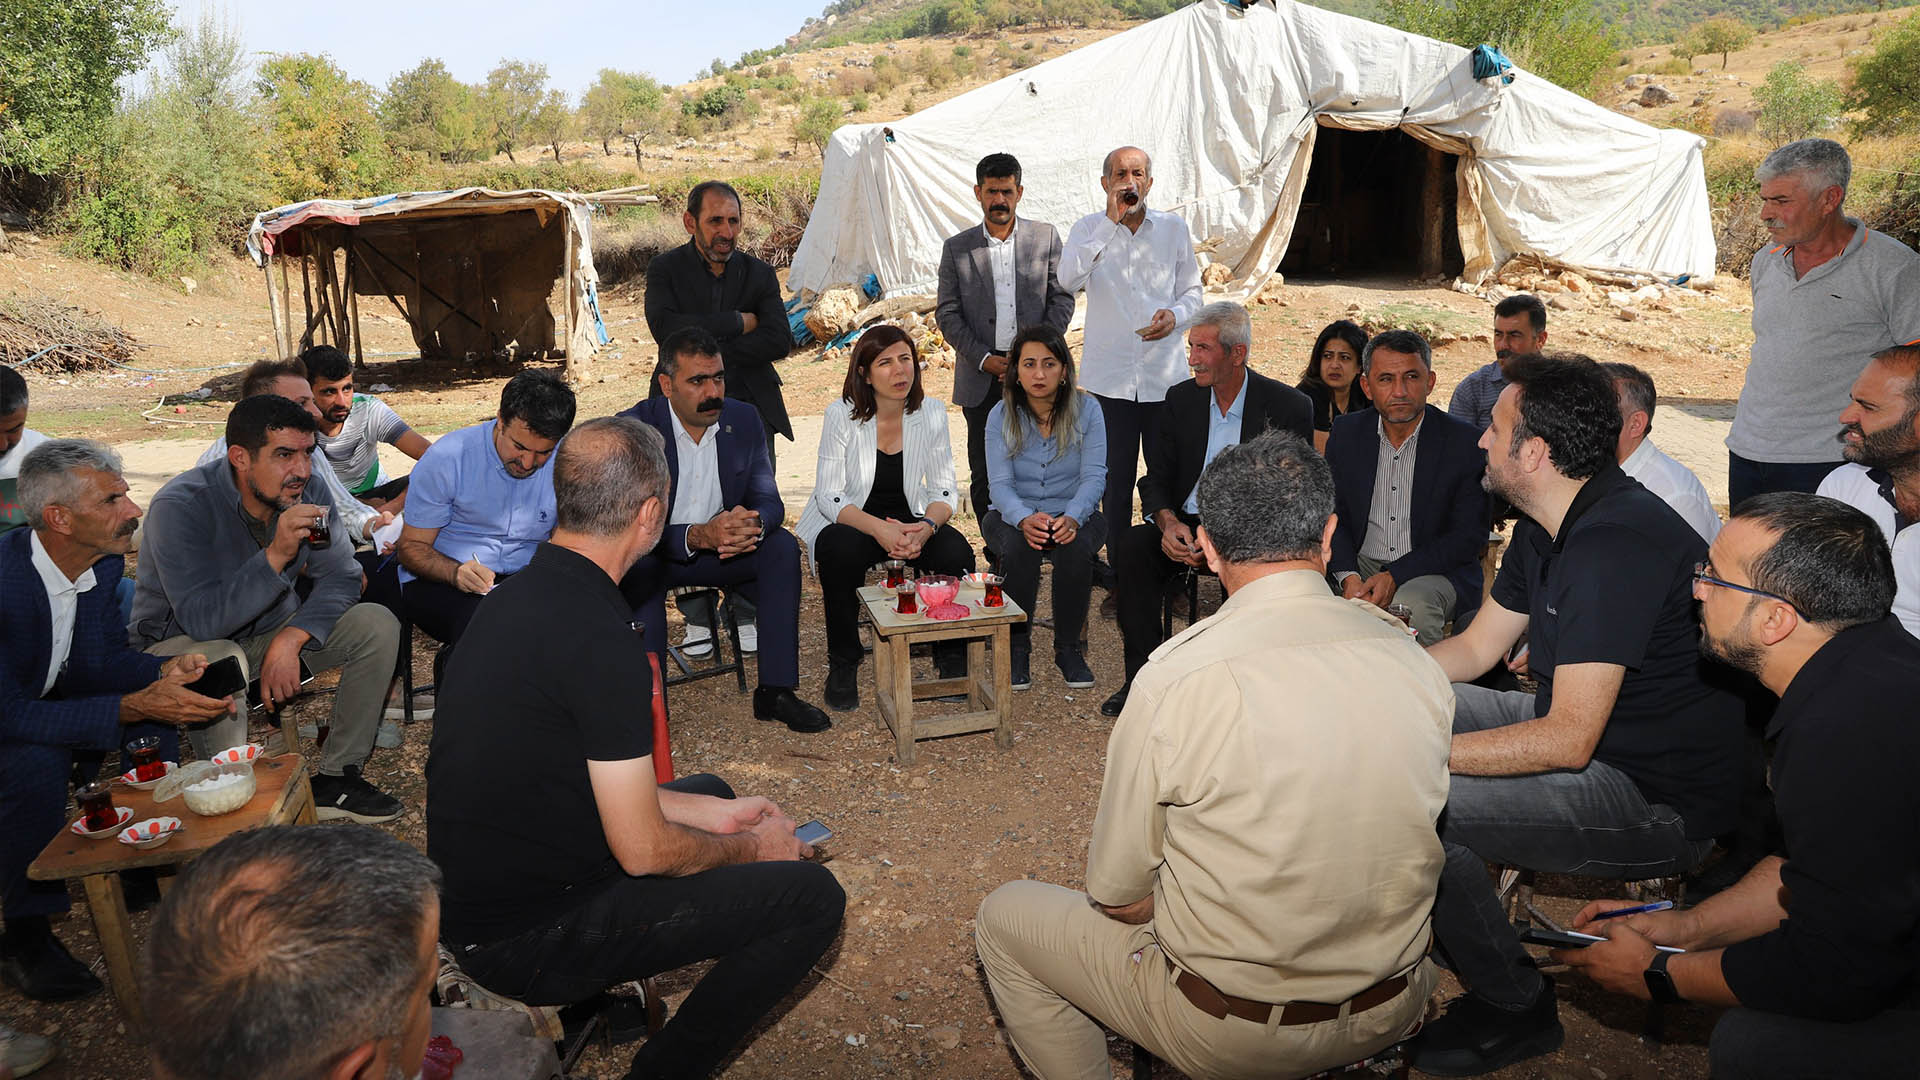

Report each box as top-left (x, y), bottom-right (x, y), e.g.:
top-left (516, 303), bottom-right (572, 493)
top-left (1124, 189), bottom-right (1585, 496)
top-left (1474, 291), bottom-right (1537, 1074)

top-left (986, 220), bottom-right (1019, 358)
top-left (1817, 463), bottom-right (1919, 637)
top-left (29, 530), bottom-right (98, 696)
top-left (1621, 438), bottom-right (1722, 543)
top-left (670, 420), bottom-right (725, 556)
top-left (1058, 208), bottom-right (1204, 403)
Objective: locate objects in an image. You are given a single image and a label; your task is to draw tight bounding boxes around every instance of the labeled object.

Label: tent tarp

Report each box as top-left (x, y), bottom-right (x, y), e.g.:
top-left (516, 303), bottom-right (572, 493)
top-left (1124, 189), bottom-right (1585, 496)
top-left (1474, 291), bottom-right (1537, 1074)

top-left (789, 0), bottom-right (1715, 299)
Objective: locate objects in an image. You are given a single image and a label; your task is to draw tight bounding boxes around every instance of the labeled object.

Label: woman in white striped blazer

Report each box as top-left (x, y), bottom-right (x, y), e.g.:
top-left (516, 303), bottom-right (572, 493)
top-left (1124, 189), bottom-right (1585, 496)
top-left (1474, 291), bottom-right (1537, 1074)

top-left (796, 325), bottom-right (976, 710)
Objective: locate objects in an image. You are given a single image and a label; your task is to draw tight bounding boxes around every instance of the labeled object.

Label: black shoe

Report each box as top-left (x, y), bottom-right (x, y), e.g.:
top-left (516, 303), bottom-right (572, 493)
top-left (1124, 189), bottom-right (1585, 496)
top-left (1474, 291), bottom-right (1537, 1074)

top-left (0, 934), bottom-right (102, 1003)
top-left (1410, 976), bottom-right (1563, 1077)
top-left (1092, 556), bottom-right (1116, 590)
top-left (753, 687), bottom-right (832, 733)
top-left (1055, 649), bottom-right (1095, 689)
top-left (1099, 593), bottom-right (1119, 620)
top-left (825, 659), bottom-right (860, 712)
top-left (312, 765), bottom-right (404, 824)
top-left (1010, 649), bottom-right (1031, 691)
top-left (1100, 683), bottom-right (1130, 717)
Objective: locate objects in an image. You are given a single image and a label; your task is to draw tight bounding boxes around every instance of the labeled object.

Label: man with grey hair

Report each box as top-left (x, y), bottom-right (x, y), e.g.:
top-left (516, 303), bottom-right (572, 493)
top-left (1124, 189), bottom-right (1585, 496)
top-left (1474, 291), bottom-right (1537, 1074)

top-left (1728, 137), bottom-right (1920, 504)
top-left (1603, 361), bottom-right (1721, 543)
top-left (1103, 299), bottom-right (1311, 716)
top-left (1059, 145), bottom-right (1204, 565)
top-left (428, 416), bottom-right (845, 1080)
top-left (1, 440), bottom-right (232, 1002)
top-left (978, 430), bottom-right (1452, 1080)
top-left (145, 825), bottom-right (443, 1080)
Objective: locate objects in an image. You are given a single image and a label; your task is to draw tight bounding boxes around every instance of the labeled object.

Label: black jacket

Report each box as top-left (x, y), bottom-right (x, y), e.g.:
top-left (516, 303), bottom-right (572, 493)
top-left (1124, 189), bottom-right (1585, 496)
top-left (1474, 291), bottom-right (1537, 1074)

top-left (1136, 369), bottom-right (1314, 523)
top-left (643, 243), bottom-right (793, 439)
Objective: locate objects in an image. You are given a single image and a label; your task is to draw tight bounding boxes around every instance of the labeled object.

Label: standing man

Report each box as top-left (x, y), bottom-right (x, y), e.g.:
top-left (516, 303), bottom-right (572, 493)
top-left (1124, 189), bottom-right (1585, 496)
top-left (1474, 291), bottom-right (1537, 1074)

top-left (1556, 495), bottom-right (1918, 1076)
top-left (1448, 294), bottom-right (1547, 433)
top-left (616, 328), bottom-right (831, 734)
top-left (1104, 301), bottom-right (1311, 717)
top-left (976, 431), bottom-right (1451, 1080)
top-left (1058, 146), bottom-right (1203, 552)
top-left (936, 152), bottom-right (1075, 537)
top-left (427, 417), bottom-right (844, 1080)
top-left (1603, 361), bottom-right (1722, 543)
top-left (1410, 353), bottom-right (1747, 1076)
top-left (1816, 343), bottom-right (1920, 636)
top-left (302, 345), bottom-right (431, 509)
top-left (1727, 138), bottom-right (1920, 504)
top-left (1, 441), bottom-right (231, 1002)
top-left (1327, 330), bottom-right (1489, 646)
top-left (0, 368), bottom-right (50, 536)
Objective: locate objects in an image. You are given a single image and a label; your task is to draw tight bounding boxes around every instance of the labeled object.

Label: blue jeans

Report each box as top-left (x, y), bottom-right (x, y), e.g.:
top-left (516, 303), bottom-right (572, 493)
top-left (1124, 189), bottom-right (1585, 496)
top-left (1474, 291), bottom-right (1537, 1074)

top-left (1433, 685), bottom-right (1711, 1006)
top-left (455, 775), bottom-right (846, 1080)
top-left (1726, 452), bottom-right (1842, 508)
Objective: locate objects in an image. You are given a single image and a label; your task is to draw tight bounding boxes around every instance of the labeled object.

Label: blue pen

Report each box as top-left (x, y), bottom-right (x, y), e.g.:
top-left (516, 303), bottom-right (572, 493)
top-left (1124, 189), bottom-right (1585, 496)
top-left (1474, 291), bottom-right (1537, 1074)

top-left (1590, 900), bottom-right (1674, 920)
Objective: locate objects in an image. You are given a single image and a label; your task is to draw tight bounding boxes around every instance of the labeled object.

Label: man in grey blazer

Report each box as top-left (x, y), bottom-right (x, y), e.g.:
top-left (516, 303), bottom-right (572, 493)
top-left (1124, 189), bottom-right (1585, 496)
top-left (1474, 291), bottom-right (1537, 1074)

top-left (936, 153), bottom-right (1076, 540)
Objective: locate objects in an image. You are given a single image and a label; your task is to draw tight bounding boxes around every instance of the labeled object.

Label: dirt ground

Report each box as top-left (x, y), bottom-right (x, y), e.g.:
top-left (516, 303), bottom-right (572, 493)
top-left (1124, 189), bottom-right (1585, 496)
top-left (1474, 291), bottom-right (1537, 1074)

top-left (0, 234), bottom-right (1757, 1079)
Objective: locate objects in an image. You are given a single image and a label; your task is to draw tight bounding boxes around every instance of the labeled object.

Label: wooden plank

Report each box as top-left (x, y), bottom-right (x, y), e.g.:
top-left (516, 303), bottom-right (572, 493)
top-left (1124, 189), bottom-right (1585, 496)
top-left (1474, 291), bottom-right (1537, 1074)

top-left (81, 874), bottom-right (143, 1028)
top-left (857, 585), bottom-right (1026, 636)
top-left (907, 712), bottom-right (1001, 739)
top-left (871, 635), bottom-right (898, 738)
top-left (911, 676), bottom-right (970, 701)
top-left (300, 254), bottom-right (317, 348)
top-left (967, 638), bottom-right (988, 709)
top-left (279, 258), bottom-right (294, 358)
top-left (992, 625), bottom-right (1014, 749)
top-left (888, 638), bottom-right (916, 764)
top-left (263, 265), bottom-right (286, 360)
top-left (324, 236), bottom-right (351, 348)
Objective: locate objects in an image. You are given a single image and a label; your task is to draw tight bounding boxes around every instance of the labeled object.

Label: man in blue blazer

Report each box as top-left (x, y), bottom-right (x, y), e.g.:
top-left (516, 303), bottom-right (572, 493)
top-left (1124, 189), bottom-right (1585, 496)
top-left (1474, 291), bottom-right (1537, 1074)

top-left (1327, 330), bottom-right (1489, 645)
top-left (0, 440), bottom-right (231, 1001)
top-left (617, 328), bottom-right (830, 733)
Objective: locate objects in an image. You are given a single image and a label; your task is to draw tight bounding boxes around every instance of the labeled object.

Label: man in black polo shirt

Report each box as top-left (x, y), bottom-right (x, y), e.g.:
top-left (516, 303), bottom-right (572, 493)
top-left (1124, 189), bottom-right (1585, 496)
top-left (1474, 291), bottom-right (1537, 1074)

top-left (1557, 493), bottom-right (1918, 1076)
top-left (425, 417), bottom-right (844, 1079)
top-left (1411, 353), bottom-right (1747, 1076)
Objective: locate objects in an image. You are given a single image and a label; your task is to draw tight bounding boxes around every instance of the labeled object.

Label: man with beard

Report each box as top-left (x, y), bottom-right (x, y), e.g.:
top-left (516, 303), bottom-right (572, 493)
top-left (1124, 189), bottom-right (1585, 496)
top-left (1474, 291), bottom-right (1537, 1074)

top-left (1555, 494), bottom-right (1920, 1076)
top-left (1408, 353), bottom-right (1746, 1077)
top-left (1816, 343), bottom-right (1920, 637)
top-left (135, 396), bottom-right (403, 823)
top-left (302, 345), bottom-right (431, 510)
top-left (936, 152), bottom-right (1075, 540)
top-left (617, 328), bottom-right (831, 733)
top-left (1, 440), bottom-right (232, 1002)
top-left (1448, 294), bottom-right (1547, 434)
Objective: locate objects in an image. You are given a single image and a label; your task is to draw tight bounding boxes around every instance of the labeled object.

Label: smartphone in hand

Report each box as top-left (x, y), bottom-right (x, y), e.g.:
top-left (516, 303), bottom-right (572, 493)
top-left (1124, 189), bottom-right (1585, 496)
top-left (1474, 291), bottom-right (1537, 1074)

top-left (795, 819), bottom-right (833, 847)
top-left (184, 655), bottom-right (245, 699)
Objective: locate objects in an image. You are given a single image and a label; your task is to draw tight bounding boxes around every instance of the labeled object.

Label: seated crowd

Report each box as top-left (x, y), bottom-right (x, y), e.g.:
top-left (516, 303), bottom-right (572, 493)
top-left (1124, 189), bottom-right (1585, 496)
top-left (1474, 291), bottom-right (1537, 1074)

top-left (2, 145), bottom-right (1916, 1080)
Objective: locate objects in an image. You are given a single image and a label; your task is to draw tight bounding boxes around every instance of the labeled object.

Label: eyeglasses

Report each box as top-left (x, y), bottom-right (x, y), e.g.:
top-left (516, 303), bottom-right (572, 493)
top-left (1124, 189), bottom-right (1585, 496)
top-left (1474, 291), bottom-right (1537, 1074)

top-left (1692, 562), bottom-right (1798, 612)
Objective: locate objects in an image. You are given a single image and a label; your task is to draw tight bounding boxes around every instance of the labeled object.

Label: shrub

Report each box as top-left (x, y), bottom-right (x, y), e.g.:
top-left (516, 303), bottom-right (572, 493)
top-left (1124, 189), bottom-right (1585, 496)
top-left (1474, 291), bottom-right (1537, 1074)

top-left (1848, 13), bottom-right (1920, 137)
top-left (1753, 61), bottom-right (1843, 145)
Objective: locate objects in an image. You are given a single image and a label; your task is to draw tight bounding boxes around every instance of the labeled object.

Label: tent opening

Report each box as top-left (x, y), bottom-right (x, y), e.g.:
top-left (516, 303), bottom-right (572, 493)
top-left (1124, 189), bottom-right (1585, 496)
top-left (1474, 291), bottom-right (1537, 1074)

top-left (1278, 126), bottom-right (1464, 280)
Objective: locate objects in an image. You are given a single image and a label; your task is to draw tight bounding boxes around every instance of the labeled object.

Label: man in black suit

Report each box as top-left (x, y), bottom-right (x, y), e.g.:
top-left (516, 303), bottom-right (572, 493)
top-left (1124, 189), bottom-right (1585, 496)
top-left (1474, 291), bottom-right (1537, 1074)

top-left (1103, 301), bottom-right (1314, 716)
top-left (1328, 329), bottom-right (1489, 645)
top-left (935, 152), bottom-right (1075, 530)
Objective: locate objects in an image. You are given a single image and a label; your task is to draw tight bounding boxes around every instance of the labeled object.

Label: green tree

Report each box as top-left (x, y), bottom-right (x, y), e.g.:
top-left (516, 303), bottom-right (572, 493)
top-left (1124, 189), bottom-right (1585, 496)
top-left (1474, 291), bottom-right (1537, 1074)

top-left (254, 53), bottom-right (396, 202)
top-left (1847, 13), bottom-right (1920, 137)
top-left (1384, 0), bottom-right (1616, 97)
top-left (580, 68), bottom-right (666, 161)
top-left (530, 89), bottom-right (573, 164)
top-left (483, 59), bottom-right (550, 163)
top-left (1753, 60), bottom-right (1843, 145)
top-left (380, 59), bottom-right (488, 163)
top-left (794, 97), bottom-right (842, 156)
top-left (1692, 17), bottom-right (1754, 71)
top-left (0, 0), bottom-right (172, 173)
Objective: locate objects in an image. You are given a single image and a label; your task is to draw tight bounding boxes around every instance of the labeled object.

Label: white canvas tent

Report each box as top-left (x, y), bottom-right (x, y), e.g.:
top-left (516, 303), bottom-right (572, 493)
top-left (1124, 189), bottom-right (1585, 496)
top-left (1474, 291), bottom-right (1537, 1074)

top-left (789, 0), bottom-right (1716, 300)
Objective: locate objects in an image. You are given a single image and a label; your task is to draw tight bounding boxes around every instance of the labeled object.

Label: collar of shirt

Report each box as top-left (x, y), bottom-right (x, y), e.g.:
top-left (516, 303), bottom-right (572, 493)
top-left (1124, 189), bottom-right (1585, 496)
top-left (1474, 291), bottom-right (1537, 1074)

top-left (1621, 437), bottom-right (1656, 475)
top-left (1213, 376), bottom-right (1249, 424)
top-left (1550, 463), bottom-right (1628, 552)
top-left (29, 530), bottom-right (96, 696)
top-left (28, 529), bottom-right (96, 601)
top-left (1773, 216), bottom-right (1867, 276)
top-left (1864, 467), bottom-right (1916, 532)
top-left (1375, 411), bottom-right (1425, 450)
top-left (984, 217), bottom-right (1018, 247)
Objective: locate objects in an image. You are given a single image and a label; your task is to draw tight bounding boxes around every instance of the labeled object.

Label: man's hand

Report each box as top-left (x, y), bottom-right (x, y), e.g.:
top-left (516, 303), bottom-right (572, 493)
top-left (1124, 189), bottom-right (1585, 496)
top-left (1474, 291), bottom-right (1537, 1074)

top-left (455, 557), bottom-right (496, 595)
top-left (748, 812), bottom-right (812, 862)
top-left (1093, 893), bottom-right (1155, 924)
top-left (1338, 574), bottom-right (1366, 600)
top-left (1159, 517), bottom-right (1203, 565)
top-left (1571, 900), bottom-right (1701, 949)
top-left (361, 509), bottom-right (395, 540)
top-left (124, 658), bottom-right (232, 726)
top-left (1358, 571), bottom-right (1398, 606)
top-left (257, 629), bottom-right (309, 712)
top-left (693, 507), bottom-right (763, 557)
top-left (1138, 309), bottom-right (1176, 342)
top-left (982, 353), bottom-right (1009, 378)
top-left (1019, 512), bottom-right (1056, 550)
top-left (269, 503), bottom-right (327, 569)
top-left (1552, 922), bottom-right (1660, 1000)
top-left (740, 312), bottom-right (759, 334)
top-left (1104, 183), bottom-right (1134, 224)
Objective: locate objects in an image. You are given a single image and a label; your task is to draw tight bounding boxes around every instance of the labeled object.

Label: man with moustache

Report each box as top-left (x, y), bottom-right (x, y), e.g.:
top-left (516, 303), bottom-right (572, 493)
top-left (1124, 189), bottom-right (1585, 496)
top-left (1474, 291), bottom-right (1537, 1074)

top-left (1448, 294), bottom-right (1547, 434)
top-left (1816, 343), bottom-right (1920, 636)
top-left (1728, 138), bottom-right (1920, 503)
top-left (0, 440), bottom-right (233, 1002)
top-left (135, 395), bottom-right (404, 824)
top-left (302, 345), bottom-right (431, 510)
top-left (936, 152), bottom-right (1075, 538)
top-left (1555, 494), bottom-right (1919, 1076)
top-left (617, 328), bottom-right (831, 734)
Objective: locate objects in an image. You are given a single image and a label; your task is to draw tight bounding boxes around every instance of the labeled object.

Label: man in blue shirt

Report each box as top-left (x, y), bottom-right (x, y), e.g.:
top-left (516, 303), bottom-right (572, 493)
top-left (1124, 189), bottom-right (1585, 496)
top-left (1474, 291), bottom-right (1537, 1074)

top-left (396, 371), bottom-right (575, 680)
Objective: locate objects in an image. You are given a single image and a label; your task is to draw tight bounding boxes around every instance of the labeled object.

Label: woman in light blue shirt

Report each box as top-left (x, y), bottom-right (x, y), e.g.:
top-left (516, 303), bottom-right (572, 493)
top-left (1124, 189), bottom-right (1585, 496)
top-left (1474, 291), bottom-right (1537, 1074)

top-left (983, 324), bottom-right (1107, 691)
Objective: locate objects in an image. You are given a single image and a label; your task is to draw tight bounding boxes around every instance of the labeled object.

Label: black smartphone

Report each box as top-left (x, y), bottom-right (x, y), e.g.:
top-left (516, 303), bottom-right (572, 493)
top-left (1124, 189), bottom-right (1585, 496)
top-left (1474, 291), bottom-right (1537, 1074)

top-left (184, 655), bottom-right (245, 699)
top-left (1519, 927), bottom-right (1601, 949)
top-left (795, 819), bottom-right (832, 846)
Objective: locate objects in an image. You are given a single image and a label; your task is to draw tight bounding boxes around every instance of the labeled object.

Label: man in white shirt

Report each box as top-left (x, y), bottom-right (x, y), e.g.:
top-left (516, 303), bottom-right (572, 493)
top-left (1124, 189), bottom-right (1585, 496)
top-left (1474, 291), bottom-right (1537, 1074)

top-left (1816, 343), bottom-right (1920, 637)
top-left (1603, 363), bottom-right (1722, 543)
top-left (1058, 146), bottom-right (1204, 549)
top-left (0, 366), bottom-right (51, 536)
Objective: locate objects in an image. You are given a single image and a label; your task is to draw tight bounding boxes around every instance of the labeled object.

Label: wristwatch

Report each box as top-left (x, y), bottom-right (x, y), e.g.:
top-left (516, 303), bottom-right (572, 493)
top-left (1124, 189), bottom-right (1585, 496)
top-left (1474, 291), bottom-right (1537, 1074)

top-left (1643, 950), bottom-right (1682, 1004)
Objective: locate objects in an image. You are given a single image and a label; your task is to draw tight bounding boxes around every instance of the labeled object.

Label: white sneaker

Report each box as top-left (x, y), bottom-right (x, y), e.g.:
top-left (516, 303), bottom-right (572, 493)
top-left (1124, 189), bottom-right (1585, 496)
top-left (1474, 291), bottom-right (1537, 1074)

top-left (679, 624), bottom-right (714, 658)
top-left (738, 621), bottom-right (758, 654)
top-left (1, 1023), bottom-right (58, 1077)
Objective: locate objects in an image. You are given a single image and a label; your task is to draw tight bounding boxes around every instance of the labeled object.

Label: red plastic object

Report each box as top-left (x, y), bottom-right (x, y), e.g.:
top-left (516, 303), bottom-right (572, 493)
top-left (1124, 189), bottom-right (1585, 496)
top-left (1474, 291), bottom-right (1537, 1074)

top-left (926, 602), bottom-right (970, 620)
top-left (649, 652), bottom-right (674, 783)
top-left (421, 1034), bottom-right (463, 1079)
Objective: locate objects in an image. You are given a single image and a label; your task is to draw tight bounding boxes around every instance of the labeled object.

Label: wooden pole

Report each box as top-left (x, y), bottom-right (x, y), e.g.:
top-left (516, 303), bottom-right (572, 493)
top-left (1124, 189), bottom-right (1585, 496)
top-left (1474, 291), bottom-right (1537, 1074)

top-left (561, 216), bottom-right (576, 370)
top-left (346, 245), bottom-right (364, 371)
top-left (300, 255), bottom-right (317, 349)
top-left (263, 264), bottom-right (286, 360)
top-left (324, 232), bottom-right (350, 349)
top-left (1418, 144), bottom-right (1447, 280)
top-left (278, 257), bottom-right (295, 359)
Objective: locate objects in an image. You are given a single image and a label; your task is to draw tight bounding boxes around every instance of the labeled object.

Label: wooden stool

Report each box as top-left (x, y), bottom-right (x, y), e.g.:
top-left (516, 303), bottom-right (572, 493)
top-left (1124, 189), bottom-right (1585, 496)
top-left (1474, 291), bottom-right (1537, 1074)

top-left (856, 584), bottom-right (1026, 764)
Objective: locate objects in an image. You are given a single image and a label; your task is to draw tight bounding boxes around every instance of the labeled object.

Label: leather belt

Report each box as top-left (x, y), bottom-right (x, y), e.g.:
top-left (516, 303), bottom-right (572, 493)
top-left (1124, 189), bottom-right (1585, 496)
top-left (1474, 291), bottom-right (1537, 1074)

top-left (1173, 967), bottom-right (1410, 1026)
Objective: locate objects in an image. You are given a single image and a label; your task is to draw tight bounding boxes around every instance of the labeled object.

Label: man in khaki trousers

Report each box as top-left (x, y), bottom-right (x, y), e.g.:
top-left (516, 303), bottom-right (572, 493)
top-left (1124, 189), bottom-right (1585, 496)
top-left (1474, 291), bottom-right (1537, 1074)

top-left (976, 431), bottom-right (1454, 1079)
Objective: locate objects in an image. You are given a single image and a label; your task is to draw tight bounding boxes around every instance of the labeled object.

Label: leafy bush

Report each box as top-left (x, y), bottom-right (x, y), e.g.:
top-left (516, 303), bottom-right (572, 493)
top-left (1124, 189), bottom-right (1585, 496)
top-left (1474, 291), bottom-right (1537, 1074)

top-left (1848, 13), bottom-right (1920, 137)
top-left (1753, 61), bottom-right (1843, 145)
top-left (1384, 0), bottom-right (1616, 96)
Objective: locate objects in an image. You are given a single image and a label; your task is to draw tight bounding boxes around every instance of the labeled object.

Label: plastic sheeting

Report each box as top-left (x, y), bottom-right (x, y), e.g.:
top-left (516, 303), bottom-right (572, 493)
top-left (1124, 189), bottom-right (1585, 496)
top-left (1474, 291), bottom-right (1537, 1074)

top-left (789, 0), bottom-right (1715, 299)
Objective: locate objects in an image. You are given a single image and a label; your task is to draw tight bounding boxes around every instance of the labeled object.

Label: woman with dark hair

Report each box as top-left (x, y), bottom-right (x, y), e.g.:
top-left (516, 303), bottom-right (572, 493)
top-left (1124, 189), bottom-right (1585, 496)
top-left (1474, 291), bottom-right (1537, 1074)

top-left (1297, 320), bottom-right (1368, 451)
top-left (796, 325), bottom-right (975, 710)
top-left (982, 325), bottom-right (1107, 691)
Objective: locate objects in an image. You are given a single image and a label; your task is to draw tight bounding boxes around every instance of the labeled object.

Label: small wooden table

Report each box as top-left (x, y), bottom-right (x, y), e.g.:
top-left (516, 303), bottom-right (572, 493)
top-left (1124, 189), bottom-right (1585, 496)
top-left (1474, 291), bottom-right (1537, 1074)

top-left (857, 584), bottom-right (1026, 763)
top-left (28, 753), bottom-right (317, 1026)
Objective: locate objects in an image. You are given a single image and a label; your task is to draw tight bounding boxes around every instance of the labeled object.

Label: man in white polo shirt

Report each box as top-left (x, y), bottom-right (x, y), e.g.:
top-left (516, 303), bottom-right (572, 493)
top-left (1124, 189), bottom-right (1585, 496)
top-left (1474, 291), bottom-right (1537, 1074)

top-left (1727, 138), bottom-right (1920, 505)
top-left (1603, 362), bottom-right (1721, 543)
top-left (1817, 343), bottom-right (1920, 637)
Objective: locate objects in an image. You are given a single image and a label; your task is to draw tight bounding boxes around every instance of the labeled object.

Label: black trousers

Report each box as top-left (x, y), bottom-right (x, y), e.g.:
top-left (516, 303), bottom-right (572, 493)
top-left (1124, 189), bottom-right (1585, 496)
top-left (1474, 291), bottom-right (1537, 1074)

top-left (962, 398), bottom-right (996, 530)
top-left (982, 510), bottom-right (1104, 657)
top-left (811, 523), bottom-right (975, 664)
top-left (1090, 394), bottom-right (1165, 543)
top-left (619, 529), bottom-right (803, 688)
top-left (457, 774), bottom-right (846, 1080)
top-left (1112, 516), bottom-right (1197, 681)
top-left (400, 577), bottom-right (493, 649)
